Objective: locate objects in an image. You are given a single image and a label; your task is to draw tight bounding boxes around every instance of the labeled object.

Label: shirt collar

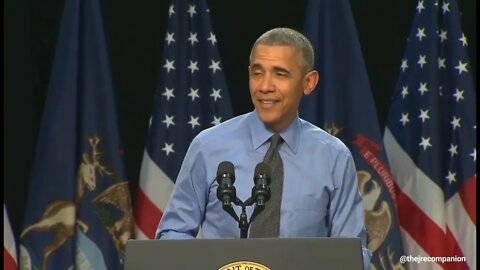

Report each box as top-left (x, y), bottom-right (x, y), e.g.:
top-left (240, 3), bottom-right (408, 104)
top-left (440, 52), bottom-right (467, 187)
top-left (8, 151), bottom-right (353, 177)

top-left (248, 110), bottom-right (300, 154)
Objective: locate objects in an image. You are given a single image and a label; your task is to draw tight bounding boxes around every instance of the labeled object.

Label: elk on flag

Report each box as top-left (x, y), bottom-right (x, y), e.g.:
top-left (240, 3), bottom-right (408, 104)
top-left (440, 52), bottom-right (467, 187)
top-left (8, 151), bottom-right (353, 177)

top-left (19, 0), bottom-right (134, 269)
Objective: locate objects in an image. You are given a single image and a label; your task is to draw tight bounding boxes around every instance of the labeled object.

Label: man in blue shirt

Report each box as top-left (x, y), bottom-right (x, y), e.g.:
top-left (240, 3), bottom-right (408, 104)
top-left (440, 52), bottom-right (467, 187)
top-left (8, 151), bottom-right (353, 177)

top-left (156, 27), bottom-right (371, 269)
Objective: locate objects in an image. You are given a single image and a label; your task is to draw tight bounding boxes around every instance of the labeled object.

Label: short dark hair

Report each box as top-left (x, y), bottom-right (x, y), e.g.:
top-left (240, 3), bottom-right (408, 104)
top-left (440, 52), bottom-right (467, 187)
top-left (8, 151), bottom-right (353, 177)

top-left (249, 27), bottom-right (315, 72)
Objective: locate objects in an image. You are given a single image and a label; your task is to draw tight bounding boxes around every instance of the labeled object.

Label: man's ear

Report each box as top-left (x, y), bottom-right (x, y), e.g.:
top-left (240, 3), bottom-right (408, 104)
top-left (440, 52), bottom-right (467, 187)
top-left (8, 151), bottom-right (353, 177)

top-left (303, 70), bottom-right (319, 96)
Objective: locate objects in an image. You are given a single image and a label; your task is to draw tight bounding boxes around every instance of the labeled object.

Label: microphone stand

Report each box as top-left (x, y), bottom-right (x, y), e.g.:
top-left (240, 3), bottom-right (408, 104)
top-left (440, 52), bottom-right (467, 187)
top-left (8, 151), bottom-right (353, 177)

top-left (239, 205), bottom-right (248, 238)
top-left (237, 197), bottom-right (266, 238)
top-left (217, 162), bottom-right (271, 238)
top-left (221, 197), bottom-right (242, 224)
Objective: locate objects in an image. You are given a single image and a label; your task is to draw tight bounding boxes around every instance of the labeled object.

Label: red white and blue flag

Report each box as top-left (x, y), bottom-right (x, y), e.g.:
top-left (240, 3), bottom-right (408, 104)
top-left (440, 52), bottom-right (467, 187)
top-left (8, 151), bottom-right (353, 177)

top-left (134, 0), bottom-right (233, 239)
top-left (4, 204), bottom-right (18, 270)
top-left (384, 0), bottom-right (476, 269)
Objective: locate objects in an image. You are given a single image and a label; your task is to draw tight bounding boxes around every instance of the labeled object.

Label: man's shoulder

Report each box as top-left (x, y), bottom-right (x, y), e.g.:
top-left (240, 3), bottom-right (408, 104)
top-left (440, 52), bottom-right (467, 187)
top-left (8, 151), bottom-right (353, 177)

top-left (194, 112), bottom-right (250, 142)
top-left (298, 118), bottom-right (350, 154)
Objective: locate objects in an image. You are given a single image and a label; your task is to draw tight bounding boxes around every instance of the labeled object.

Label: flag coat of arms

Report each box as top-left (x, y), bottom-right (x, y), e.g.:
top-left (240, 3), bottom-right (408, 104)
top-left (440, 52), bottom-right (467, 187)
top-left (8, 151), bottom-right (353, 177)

top-left (384, 0), bottom-right (476, 269)
top-left (19, 0), bottom-right (134, 269)
top-left (300, 0), bottom-right (405, 269)
top-left (134, 0), bottom-right (233, 239)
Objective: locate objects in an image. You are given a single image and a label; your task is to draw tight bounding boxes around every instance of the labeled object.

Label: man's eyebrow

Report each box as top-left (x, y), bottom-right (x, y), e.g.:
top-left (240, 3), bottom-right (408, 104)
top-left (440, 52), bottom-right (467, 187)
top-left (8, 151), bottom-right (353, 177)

top-left (250, 63), bottom-right (290, 74)
top-left (272, 66), bottom-right (290, 74)
top-left (250, 63), bottom-right (263, 70)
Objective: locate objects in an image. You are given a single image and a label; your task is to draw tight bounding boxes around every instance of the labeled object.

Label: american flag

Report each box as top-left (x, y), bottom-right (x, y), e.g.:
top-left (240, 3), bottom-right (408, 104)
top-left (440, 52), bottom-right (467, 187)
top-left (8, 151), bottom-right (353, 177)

top-left (4, 204), bottom-right (17, 270)
top-left (134, 0), bottom-right (233, 239)
top-left (383, 0), bottom-right (476, 269)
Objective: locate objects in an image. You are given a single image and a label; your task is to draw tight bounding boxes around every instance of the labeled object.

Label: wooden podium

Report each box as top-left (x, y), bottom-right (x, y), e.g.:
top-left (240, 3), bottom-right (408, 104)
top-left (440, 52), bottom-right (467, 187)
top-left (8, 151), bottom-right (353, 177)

top-left (124, 238), bottom-right (364, 270)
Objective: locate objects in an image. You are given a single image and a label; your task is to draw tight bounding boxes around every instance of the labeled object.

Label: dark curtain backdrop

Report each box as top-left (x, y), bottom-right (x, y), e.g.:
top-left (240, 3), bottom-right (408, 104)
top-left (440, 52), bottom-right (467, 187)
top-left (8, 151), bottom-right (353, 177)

top-left (4, 0), bottom-right (476, 240)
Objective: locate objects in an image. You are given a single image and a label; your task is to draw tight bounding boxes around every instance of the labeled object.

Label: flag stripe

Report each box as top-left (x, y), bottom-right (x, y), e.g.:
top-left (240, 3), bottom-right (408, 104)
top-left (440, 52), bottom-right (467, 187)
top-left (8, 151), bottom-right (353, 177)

top-left (139, 150), bottom-right (175, 210)
top-left (385, 128), bottom-right (445, 227)
top-left (446, 194), bottom-right (476, 269)
top-left (134, 227), bottom-right (149, 240)
top-left (444, 228), bottom-right (469, 269)
top-left (134, 187), bottom-right (163, 239)
top-left (400, 229), bottom-right (443, 270)
top-left (400, 226), bottom-right (469, 269)
top-left (135, 151), bottom-right (174, 239)
top-left (4, 248), bottom-right (17, 270)
top-left (387, 127), bottom-right (472, 267)
top-left (4, 205), bottom-right (17, 270)
top-left (458, 176), bottom-right (476, 225)
top-left (396, 183), bottom-right (446, 257)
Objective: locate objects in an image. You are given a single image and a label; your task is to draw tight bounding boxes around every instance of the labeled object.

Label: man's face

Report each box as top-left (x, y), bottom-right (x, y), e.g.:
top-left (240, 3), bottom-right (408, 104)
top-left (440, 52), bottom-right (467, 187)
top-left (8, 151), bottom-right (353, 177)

top-left (249, 44), bottom-right (313, 132)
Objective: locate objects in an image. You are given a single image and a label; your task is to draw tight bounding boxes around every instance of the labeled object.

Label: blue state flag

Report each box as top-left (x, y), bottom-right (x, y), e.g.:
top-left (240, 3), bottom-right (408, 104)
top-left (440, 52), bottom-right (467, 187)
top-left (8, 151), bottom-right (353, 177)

top-left (134, 0), bottom-right (234, 239)
top-left (19, 0), bottom-right (134, 269)
top-left (300, 0), bottom-right (405, 269)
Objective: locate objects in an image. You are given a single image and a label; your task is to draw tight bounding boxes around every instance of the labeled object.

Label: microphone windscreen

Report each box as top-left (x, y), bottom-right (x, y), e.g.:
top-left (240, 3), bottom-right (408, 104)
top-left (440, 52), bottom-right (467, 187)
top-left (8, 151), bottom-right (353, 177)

top-left (254, 162), bottom-right (271, 177)
top-left (217, 161), bottom-right (235, 178)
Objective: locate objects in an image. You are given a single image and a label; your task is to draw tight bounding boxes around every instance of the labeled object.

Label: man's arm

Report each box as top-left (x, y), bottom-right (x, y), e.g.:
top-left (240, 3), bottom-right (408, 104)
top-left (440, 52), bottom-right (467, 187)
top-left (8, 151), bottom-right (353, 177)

top-left (155, 140), bottom-right (207, 239)
top-left (328, 150), bottom-right (371, 270)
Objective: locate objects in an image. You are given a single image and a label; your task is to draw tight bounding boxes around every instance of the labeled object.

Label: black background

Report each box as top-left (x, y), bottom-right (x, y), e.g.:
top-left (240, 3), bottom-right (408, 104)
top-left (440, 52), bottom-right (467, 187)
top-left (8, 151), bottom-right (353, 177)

top-left (4, 0), bottom-right (476, 242)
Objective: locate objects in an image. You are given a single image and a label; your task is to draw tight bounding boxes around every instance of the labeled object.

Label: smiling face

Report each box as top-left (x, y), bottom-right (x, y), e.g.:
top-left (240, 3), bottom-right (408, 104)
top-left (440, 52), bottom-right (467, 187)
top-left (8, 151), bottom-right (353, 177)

top-left (249, 44), bottom-right (318, 132)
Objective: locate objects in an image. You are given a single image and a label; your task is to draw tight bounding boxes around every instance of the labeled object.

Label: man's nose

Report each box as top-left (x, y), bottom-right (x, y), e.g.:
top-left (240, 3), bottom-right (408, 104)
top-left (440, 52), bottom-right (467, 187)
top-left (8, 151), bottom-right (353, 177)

top-left (258, 74), bottom-right (274, 92)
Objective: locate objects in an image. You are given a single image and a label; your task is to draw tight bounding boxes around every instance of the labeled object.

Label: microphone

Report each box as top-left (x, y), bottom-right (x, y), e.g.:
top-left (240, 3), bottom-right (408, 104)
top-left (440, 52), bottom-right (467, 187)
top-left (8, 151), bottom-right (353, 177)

top-left (216, 161), bottom-right (236, 209)
top-left (251, 162), bottom-right (271, 208)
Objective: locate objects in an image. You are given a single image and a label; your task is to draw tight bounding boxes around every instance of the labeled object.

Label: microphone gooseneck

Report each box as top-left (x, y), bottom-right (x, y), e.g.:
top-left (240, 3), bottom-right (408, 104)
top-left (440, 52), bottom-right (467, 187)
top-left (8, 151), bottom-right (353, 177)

top-left (214, 161), bottom-right (272, 238)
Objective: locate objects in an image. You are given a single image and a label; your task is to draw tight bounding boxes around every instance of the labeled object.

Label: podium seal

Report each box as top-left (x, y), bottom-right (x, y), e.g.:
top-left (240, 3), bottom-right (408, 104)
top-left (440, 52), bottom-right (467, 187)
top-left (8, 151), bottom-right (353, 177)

top-left (218, 260), bottom-right (271, 270)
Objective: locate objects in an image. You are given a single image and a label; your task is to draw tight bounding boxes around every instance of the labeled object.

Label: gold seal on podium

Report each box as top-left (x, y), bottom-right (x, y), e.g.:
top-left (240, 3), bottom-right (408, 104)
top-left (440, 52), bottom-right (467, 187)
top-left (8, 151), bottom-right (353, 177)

top-left (218, 260), bottom-right (271, 270)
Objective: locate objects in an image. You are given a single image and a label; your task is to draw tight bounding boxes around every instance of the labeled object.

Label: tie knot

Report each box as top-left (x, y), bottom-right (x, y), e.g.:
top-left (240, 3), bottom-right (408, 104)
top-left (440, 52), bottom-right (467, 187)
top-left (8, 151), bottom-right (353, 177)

top-left (270, 133), bottom-right (282, 148)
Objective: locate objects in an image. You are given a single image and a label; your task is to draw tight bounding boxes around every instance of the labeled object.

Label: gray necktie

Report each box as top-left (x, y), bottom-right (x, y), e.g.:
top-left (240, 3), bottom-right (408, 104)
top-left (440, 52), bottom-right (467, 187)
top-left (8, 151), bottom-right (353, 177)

top-left (250, 133), bottom-right (283, 238)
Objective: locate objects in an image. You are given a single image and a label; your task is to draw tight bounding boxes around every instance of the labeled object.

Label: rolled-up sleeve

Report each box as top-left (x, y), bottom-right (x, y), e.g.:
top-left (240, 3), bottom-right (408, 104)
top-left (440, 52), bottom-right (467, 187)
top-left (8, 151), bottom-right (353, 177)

top-left (328, 149), bottom-right (371, 270)
top-left (156, 139), bottom-right (207, 239)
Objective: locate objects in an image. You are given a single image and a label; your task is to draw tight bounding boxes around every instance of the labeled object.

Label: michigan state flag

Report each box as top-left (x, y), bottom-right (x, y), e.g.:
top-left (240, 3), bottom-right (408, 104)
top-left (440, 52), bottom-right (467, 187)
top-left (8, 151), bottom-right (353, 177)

top-left (300, 1), bottom-right (405, 268)
top-left (19, 0), bottom-right (134, 269)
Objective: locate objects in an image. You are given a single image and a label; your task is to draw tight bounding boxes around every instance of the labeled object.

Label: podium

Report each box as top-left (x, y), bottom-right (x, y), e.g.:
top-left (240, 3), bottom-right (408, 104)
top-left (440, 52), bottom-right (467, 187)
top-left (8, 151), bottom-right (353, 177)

top-left (124, 238), bottom-right (364, 270)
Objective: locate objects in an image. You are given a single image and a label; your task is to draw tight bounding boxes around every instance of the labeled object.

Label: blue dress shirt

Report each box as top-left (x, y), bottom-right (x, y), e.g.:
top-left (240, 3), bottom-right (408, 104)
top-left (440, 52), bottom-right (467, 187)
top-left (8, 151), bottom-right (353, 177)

top-left (157, 110), bottom-right (371, 269)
